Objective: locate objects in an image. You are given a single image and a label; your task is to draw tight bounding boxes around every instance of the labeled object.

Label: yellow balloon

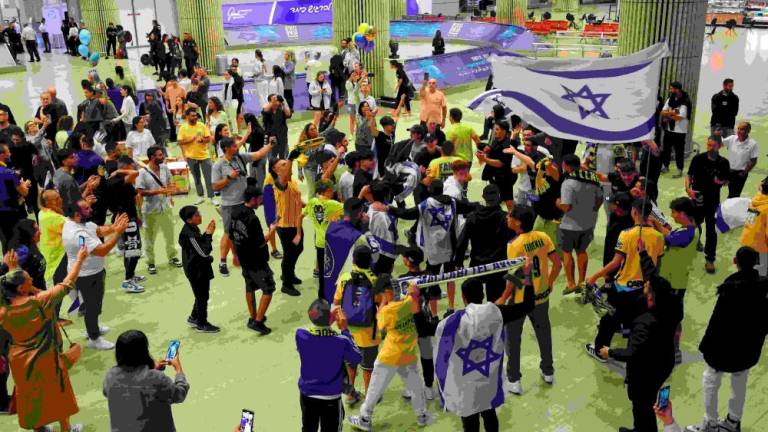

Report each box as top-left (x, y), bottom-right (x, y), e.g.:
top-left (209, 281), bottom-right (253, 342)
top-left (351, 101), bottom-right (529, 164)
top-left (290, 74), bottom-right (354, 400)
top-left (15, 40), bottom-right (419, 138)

top-left (358, 23), bottom-right (369, 34)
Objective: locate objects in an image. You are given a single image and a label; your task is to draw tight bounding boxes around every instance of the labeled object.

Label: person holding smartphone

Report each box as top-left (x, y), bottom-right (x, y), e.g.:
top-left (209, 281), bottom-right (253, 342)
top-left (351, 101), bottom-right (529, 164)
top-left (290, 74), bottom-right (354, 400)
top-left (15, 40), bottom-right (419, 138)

top-left (103, 330), bottom-right (189, 432)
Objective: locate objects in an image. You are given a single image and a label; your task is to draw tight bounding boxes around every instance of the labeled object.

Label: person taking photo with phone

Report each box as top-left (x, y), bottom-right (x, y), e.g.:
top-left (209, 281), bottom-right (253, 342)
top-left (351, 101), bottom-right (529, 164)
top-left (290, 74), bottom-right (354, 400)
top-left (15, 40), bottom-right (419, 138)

top-left (103, 330), bottom-right (189, 432)
top-left (296, 298), bottom-right (361, 432)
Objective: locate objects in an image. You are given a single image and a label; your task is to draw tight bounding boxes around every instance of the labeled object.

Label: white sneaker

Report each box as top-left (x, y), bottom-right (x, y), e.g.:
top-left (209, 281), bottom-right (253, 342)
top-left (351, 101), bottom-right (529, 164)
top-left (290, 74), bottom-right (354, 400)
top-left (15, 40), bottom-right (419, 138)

top-left (347, 415), bottom-right (372, 431)
top-left (83, 326), bottom-right (110, 338)
top-left (685, 422), bottom-right (718, 432)
top-left (416, 411), bottom-right (434, 427)
top-left (541, 371), bottom-right (555, 385)
top-left (401, 388), bottom-right (412, 399)
top-left (424, 386), bottom-right (436, 400)
top-left (505, 379), bottom-right (523, 395)
top-left (585, 343), bottom-right (608, 363)
top-left (122, 280), bottom-right (145, 294)
top-left (194, 197), bottom-right (205, 205)
top-left (69, 424), bottom-right (84, 432)
top-left (87, 336), bottom-right (115, 350)
top-left (211, 197), bottom-right (221, 206)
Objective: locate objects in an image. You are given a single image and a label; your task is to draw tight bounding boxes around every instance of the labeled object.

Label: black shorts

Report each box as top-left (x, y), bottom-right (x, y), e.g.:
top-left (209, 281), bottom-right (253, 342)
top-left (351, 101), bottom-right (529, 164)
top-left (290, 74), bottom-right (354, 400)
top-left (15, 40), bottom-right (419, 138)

top-left (424, 261), bottom-right (458, 299)
top-left (243, 267), bottom-right (276, 295)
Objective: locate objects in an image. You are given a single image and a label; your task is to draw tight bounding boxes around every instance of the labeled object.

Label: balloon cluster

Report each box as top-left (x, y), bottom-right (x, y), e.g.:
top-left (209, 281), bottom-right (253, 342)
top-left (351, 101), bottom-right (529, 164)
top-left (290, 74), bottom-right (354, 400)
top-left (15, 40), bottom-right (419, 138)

top-left (353, 23), bottom-right (376, 53)
top-left (77, 29), bottom-right (100, 63)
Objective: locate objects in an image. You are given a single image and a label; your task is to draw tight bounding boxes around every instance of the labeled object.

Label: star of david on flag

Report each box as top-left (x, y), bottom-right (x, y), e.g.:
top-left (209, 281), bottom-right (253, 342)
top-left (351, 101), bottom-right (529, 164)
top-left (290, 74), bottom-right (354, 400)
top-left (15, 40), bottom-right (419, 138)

top-left (468, 43), bottom-right (670, 144)
top-left (455, 336), bottom-right (503, 377)
top-left (428, 206), bottom-right (452, 231)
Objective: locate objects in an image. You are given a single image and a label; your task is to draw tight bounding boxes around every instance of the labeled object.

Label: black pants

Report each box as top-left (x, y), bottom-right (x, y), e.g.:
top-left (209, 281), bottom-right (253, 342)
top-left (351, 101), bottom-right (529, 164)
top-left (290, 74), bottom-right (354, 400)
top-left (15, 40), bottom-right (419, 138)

top-left (185, 57), bottom-right (197, 76)
top-left (124, 256), bottom-right (139, 280)
top-left (277, 227), bottom-right (304, 288)
top-left (300, 394), bottom-right (343, 432)
top-left (188, 276), bottom-right (211, 325)
top-left (662, 131), bottom-right (686, 172)
top-left (594, 287), bottom-right (643, 350)
top-left (330, 75), bottom-right (345, 105)
top-left (728, 170), bottom-right (748, 198)
top-left (481, 117), bottom-right (494, 139)
top-left (693, 201), bottom-right (718, 263)
top-left (461, 409), bottom-right (499, 432)
top-left (78, 270), bottom-right (107, 340)
top-left (0, 212), bottom-right (22, 253)
top-left (627, 368), bottom-right (672, 432)
top-left (41, 33), bottom-right (51, 52)
top-left (25, 40), bottom-right (40, 62)
top-left (470, 260), bottom-right (506, 303)
top-left (316, 246), bottom-right (325, 299)
top-left (284, 89), bottom-right (294, 112)
top-left (106, 38), bottom-right (116, 57)
top-left (166, 110), bottom-right (178, 142)
top-left (396, 85), bottom-right (411, 112)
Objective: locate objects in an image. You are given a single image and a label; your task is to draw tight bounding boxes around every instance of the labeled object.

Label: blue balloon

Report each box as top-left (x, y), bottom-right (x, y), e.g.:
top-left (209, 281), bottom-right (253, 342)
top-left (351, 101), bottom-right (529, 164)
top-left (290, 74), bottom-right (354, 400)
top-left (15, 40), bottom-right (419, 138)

top-left (79, 29), bottom-right (91, 45)
top-left (78, 44), bottom-right (89, 58)
top-left (354, 34), bottom-right (365, 45)
top-left (90, 52), bottom-right (100, 63)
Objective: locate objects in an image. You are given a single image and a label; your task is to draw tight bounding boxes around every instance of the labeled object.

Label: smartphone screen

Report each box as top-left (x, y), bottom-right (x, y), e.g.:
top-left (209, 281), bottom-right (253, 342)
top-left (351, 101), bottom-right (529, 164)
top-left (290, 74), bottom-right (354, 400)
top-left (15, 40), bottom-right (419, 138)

top-left (78, 235), bottom-right (86, 247)
top-left (166, 340), bottom-right (180, 361)
top-left (423, 72), bottom-right (429, 81)
top-left (240, 409), bottom-right (255, 432)
top-left (657, 385), bottom-right (670, 410)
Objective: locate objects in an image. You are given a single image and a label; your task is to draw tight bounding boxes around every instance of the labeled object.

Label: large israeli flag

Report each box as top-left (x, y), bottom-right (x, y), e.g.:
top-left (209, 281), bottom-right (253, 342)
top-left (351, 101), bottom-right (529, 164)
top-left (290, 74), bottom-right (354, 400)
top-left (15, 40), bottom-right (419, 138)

top-left (469, 43), bottom-right (670, 144)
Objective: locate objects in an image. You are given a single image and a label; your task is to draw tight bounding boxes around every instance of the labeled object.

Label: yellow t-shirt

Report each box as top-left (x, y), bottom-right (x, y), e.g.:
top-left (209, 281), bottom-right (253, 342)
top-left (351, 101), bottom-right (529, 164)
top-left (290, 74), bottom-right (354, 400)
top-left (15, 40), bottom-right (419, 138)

top-left (376, 296), bottom-right (418, 366)
top-left (446, 122), bottom-right (476, 162)
top-left (333, 269), bottom-right (381, 348)
top-left (507, 231), bottom-right (556, 305)
top-left (427, 156), bottom-right (461, 182)
top-left (615, 225), bottom-right (665, 288)
top-left (39, 208), bottom-right (67, 281)
top-left (740, 194), bottom-right (768, 253)
top-left (178, 122), bottom-right (211, 161)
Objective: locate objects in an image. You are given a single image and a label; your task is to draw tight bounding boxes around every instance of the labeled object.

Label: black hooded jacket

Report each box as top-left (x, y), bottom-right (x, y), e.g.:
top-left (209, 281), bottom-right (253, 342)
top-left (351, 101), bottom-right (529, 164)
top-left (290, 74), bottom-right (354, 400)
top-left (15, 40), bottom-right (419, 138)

top-left (178, 222), bottom-right (214, 281)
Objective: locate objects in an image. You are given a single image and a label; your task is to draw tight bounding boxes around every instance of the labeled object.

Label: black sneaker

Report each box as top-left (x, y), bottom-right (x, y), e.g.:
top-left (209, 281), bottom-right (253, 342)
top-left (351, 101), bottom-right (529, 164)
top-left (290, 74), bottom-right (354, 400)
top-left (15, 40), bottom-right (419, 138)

top-left (148, 264), bottom-right (157, 275)
top-left (195, 323), bottom-right (221, 333)
top-left (219, 263), bottom-right (230, 277)
top-left (187, 316), bottom-right (198, 327)
top-left (170, 257), bottom-right (183, 268)
top-left (292, 276), bottom-right (303, 285)
top-left (247, 319), bottom-right (272, 335)
top-left (271, 250), bottom-right (283, 259)
top-left (281, 286), bottom-right (301, 296)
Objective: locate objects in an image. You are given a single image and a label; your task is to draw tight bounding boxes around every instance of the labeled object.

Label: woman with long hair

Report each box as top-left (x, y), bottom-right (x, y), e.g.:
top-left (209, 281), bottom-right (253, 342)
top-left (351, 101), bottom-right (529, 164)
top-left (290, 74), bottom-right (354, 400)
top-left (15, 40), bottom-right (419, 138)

top-left (308, 71), bottom-right (331, 127)
top-left (355, 101), bottom-right (376, 152)
top-left (432, 30), bottom-right (446, 55)
top-left (283, 50), bottom-right (296, 111)
top-left (253, 49), bottom-right (268, 106)
top-left (114, 65), bottom-right (136, 94)
top-left (172, 96), bottom-right (186, 136)
top-left (481, 103), bottom-right (506, 140)
top-left (111, 85), bottom-right (137, 139)
top-left (213, 122), bottom-right (251, 158)
top-left (268, 65), bottom-right (285, 103)
top-left (206, 97), bottom-right (229, 159)
top-left (0, 247), bottom-right (88, 432)
top-left (103, 330), bottom-right (189, 431)
top-left (7, 220), bottom-right (46, 290)
top-left (390, 60), bottom-right (412, 118)
top-left (125, 116), bottom-right (156, 161)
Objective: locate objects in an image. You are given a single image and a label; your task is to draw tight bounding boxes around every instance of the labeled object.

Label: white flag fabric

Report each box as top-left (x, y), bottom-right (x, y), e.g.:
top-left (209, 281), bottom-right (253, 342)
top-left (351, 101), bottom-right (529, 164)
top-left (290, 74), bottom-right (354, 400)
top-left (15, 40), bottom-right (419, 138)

top-left (434, 303), bottom-right (506, 417)
top-left (469, 43), bottom-right (670, 143)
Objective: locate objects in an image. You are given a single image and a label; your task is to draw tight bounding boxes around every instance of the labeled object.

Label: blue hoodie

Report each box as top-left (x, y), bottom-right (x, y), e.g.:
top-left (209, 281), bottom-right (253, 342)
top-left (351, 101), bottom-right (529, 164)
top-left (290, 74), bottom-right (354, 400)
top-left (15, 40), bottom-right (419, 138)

top-left (296, 326), bottom-right (361, 397)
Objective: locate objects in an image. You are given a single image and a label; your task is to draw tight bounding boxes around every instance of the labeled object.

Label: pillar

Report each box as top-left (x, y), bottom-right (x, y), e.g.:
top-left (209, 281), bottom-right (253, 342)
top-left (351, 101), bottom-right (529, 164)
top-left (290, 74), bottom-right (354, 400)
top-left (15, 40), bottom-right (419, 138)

top-left (334, 0), bottom-right (390, 98)
top-left (496, 0), bottom-right (528, 26)
top-left (79, 0), bottom-right (118, 55)
top-left (390, 0), bottom-right (406, 20)
top-left (176, 0), bottom-right (225, 72)
top-left (553, 0), bottom-right (579, 13)
top-left (619, 0), bottom-right (708, 141)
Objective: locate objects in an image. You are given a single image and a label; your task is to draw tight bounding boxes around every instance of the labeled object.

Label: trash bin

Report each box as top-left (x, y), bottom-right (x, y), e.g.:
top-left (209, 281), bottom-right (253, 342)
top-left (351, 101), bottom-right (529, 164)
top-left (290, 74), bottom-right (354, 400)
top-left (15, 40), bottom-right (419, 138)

top-left (215, 54), bottom-right (228, 76)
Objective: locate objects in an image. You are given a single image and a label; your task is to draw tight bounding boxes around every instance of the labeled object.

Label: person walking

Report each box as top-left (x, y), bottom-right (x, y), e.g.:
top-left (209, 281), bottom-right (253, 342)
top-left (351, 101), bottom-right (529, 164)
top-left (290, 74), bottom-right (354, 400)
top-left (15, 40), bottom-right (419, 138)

top-left (137, 146), bottom-right (183, 275)
top-left (722, 121), bottom-right (757, 198)
top-left (0, 246), bottom-right (89, 432)
top-left (21, 23), bottom-right (40, 63)
top-left (103, 330), bottom-right (190, 431)
top-left (39, 18), bottom-right (51, 53)
top-left (63, 200), bottom-right (130, 350)
top-left (685, 247), bottom-right (768, 432)
top-left (105, 22), bottom-right (117, 59)
top-left (178, 108), bottom-right (214, 205)
top-left (182, 33), bottom-right (199, 76)
top-left (660, 82), bottom-right (692, 177)
top-left (178, 205), bottom-right (220, 333)
top-left (710, 78), bottom-right (739, 137)
top-left (296, 299), bottom-right (361, 432)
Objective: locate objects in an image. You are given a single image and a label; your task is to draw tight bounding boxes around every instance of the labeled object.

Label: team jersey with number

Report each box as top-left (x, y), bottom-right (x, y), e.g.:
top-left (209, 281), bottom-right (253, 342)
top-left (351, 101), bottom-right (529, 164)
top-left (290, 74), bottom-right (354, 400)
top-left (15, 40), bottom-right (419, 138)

top-left (507, 231), bottom-right (556, 305)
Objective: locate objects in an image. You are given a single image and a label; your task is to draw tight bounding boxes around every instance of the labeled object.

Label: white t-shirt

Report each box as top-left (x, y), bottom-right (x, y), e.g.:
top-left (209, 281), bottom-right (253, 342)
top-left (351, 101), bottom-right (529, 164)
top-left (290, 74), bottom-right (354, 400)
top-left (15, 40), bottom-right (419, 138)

top-left (62, 220), bottom-right (104, 277)
top-left (723, 135), bottom-right (758, 171)
top-left (512, 145), bottom-right (552, 195)
top-left (125, 129), bottom-right (156, 161)
top-left (662, 100), bottom-right (689, 134)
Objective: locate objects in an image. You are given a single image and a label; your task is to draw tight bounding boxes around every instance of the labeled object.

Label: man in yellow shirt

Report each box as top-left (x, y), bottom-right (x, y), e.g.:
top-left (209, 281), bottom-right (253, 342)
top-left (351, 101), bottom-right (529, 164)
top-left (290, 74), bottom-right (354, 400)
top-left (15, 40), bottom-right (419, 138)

top-left (500, 205), bottom-right (561, 395)
top-left (740, 177), bottom-right (768, 276)
top-left (586, 198), bottom-right (665, 362)
top-left (425, 140), bottom-right (460, 185)
top-left (332, 246), bottom-right (381, 406)
top-left (446, 108), bottom-right (481, 164)
top-left (347, 282), bottom-right (433, 431)
top-left (177, 108), bottom-right (213, 205)
top-left (39, 189), bottom-right (68, 285)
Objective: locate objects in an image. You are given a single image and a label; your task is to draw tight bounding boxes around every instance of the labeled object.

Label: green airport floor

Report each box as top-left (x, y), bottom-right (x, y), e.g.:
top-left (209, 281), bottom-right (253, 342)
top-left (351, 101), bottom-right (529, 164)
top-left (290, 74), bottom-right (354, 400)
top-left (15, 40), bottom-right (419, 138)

top-left (0, 29), bottom-right (767, 431)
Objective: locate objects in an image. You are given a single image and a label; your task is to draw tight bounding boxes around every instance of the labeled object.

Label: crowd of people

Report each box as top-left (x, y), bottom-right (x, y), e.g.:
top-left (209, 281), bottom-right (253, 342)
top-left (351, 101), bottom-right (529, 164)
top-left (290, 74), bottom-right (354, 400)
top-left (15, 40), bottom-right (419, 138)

top-left (0, 24), bottom-right (765, 432)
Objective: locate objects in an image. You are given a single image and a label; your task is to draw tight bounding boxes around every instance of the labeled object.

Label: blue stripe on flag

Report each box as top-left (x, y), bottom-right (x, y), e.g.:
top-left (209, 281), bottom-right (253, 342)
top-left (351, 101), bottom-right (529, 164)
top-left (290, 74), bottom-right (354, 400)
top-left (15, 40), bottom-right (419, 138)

top-left (525, 61), bottom-right (652, 79)
top-left (435, 310), bottom-right (465, 405)
top-left (491, 327), bottom-right (506, 408)
top-left (468, 90), bottom-right (656, 142)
